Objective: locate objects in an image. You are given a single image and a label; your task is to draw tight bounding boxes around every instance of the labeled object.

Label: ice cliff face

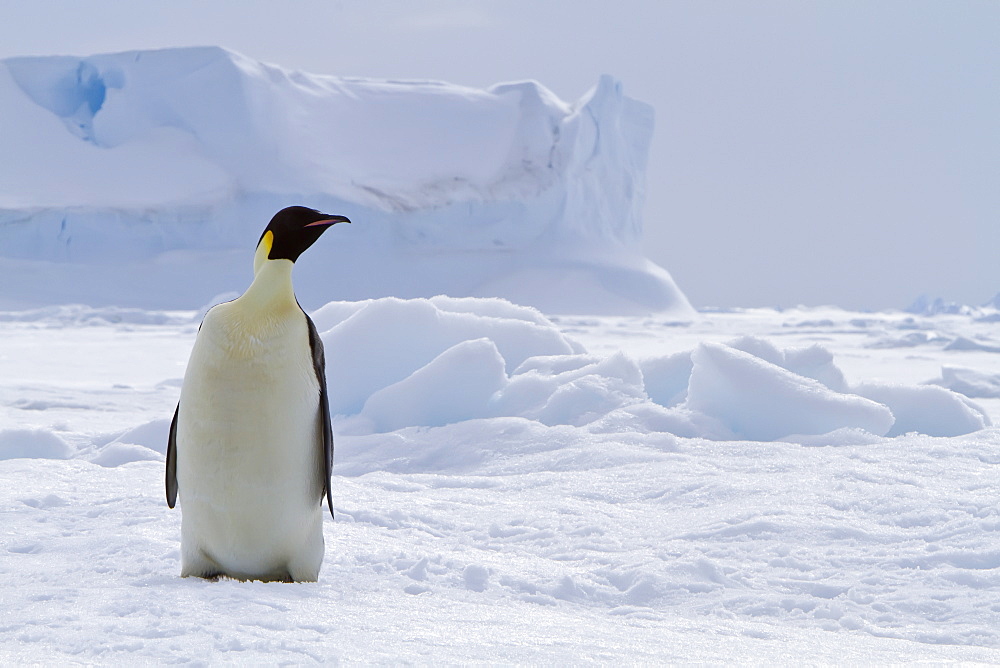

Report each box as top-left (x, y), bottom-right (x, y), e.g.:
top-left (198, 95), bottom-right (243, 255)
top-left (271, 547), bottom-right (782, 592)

top-left (0, 46), bottom-right (691, 315)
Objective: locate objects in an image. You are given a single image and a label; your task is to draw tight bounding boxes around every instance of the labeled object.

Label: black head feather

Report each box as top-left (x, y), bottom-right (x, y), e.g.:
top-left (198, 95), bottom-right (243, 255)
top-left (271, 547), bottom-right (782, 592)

top-left (258, 206), bottom-right (351, 262)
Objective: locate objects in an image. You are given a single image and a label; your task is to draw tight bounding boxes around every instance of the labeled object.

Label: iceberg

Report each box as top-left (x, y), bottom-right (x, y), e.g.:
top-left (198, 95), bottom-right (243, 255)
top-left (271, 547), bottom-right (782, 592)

top-left (0, 46), bottom-right (692, 315)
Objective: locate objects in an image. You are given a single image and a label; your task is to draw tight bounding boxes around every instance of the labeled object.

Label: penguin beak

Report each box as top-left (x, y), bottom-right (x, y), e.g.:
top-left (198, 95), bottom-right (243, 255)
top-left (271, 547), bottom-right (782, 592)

top-left (305, 215), bottom-right (351, 227)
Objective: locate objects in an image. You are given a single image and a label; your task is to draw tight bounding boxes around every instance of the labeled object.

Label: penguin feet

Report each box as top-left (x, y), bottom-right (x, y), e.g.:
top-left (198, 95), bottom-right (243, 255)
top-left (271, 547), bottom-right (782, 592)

top-left (181, 544), bottom-right (309, 582)
top-left (181, 564), bottom-right (296, 583)
top-left (180, 547), bottom-right (224, 580)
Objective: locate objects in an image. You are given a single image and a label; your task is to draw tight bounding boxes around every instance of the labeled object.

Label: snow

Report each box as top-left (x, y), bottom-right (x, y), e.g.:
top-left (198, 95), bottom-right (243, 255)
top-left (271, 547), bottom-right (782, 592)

top-left (0, 46), bottom-right (690, 316)
top-left (2, 300), bottom-right (1000, 663)
top-left (0, 428), bottom-right (71, 460)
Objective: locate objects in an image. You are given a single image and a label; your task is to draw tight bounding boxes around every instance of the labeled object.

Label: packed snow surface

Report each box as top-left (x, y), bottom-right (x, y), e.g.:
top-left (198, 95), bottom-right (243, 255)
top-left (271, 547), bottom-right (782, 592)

top-left (2, 298), bottom-right (1000, 663)
top-left (0, 46), bottom-right (690, 316)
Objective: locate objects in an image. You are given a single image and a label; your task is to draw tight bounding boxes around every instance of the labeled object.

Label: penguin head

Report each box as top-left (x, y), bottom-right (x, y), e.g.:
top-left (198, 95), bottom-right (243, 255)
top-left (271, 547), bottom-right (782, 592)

top-left (254, 206), bottom-right (351, 274)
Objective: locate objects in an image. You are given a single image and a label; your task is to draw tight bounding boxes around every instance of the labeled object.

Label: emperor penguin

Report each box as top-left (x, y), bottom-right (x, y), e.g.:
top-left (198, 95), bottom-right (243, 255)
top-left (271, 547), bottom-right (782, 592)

top-left (165, 206), bottom-right (350, 582)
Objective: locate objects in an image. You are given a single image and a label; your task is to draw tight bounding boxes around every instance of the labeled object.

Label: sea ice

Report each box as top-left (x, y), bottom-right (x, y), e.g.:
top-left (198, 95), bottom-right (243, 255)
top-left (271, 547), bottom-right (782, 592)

top-left (1, 302), bottom-right (999, 663)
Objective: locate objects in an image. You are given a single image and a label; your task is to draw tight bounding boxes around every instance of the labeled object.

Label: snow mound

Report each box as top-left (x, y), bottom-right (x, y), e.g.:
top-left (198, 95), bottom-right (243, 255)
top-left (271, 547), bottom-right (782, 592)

top-left (361, 338), bottom-right (508, 433)
top-left (0, 47), bottom-right (691, 316)
top-left (85, 418), bottom-right (171, 467)
top-left (109, 418), bottom-right (172, 455)
top-left (725, 336), bottom-right (849, 392)
top-left (90, 441), bottom-right (162, 467)
top-left (626, 335), bottom-right (990, 442)
top-left (0, 429), bottom-right (72, 460)
top-left (320, 300), bottom-right (991, 442)
top-left (944, 336), bottom-right (1000, 353)
top-left (854, 383), bottom-right (991, 437)
top-left (320, 297), bottom-right (585, 422)
top-left (321, 297), bottom-right (647, 433)
top-left (684, 342), bottom-right (895, 441)
top-left (496, 352), bottom-right (646, 427)
top-left (929, 366), bottom-right (1000, 399)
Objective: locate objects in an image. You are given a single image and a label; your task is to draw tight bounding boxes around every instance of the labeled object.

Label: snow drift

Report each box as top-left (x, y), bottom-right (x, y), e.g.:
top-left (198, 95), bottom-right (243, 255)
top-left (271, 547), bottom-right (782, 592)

top-left (0, 46), bottom-right (691, 315)
top-left (311, 297), bottom-right (990, 442)
top-left (29, 296), bottom-right (984, 457)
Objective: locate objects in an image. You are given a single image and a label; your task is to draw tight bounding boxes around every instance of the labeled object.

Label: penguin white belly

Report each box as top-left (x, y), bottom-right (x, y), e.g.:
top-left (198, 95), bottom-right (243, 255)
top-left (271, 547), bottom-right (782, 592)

top-left (176, 300), bottom-right (324, 582)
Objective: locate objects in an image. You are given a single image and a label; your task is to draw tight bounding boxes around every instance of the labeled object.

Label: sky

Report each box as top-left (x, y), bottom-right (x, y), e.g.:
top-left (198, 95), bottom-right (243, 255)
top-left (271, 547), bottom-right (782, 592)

top-left (1, 0), bottom-right (997, 310)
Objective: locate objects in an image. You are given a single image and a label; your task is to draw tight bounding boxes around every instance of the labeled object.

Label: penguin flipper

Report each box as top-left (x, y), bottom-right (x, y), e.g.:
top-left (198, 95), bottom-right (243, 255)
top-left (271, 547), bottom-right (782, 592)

top-left (306, 313), bottom-right (335, 519)
top-left (166, 403), bottom-right (179, 508)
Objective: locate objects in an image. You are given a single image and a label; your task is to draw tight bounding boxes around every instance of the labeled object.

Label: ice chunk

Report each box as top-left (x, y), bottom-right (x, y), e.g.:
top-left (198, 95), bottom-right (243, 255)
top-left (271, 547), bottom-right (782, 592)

top-left (727, 336), bottom-right (848, 392)
top-left (853, 383), bottom-right (990, 437)
top-left (637, 352), bottom-right (692, 408)
top-left (641, 339), bottom-right (848, 414)
top-left (685, 342), bottom-right (895, 441)
top-left (929, 366), bottom-right (1000, 399)
top-left (90, 442), bottom-right (161, 467)
top-left (361, 338), bottom-right (508, 432)
top-left (513, 353), bottom-right (602, 377)
top-left (321, 297), bottom-right (581, 416)
top-left (491, 352), bottom-right (646, 427)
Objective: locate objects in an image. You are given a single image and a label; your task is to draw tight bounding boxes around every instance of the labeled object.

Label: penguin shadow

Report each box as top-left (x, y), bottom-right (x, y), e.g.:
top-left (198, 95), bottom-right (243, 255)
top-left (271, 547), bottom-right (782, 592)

top-left (196, 571), bottom-right (295, 584)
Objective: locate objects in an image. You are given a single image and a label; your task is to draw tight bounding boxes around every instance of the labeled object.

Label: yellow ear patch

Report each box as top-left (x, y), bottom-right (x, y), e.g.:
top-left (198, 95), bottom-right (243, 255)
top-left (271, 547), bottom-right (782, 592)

top-left (253, 230), bottom-right (275, 275)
